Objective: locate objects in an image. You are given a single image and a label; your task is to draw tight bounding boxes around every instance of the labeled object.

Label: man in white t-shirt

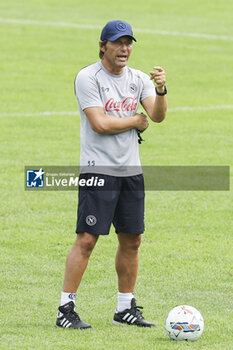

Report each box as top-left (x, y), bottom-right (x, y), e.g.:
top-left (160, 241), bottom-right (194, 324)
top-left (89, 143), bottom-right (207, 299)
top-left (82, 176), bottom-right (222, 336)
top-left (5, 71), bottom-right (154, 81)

top-left (56, 20), bottom-right (167, 329)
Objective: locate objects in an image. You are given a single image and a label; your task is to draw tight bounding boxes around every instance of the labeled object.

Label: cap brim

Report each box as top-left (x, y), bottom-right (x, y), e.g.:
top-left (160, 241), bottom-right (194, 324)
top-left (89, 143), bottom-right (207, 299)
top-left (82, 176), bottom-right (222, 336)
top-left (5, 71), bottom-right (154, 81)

top-left (107, 33), bottom-right (137, 42)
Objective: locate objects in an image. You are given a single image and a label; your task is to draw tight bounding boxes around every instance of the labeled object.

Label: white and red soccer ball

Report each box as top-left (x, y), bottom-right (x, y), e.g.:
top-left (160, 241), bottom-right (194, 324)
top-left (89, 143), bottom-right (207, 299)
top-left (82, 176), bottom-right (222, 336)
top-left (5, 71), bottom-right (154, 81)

top-left (165, 305), bottom-right (204, 341)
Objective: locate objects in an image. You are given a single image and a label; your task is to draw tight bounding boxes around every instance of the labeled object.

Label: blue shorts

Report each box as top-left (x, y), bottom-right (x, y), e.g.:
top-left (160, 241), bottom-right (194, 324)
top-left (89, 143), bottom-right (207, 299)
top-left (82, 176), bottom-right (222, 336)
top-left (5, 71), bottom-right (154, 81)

top-left (76, 173), bottom-right (145, 235)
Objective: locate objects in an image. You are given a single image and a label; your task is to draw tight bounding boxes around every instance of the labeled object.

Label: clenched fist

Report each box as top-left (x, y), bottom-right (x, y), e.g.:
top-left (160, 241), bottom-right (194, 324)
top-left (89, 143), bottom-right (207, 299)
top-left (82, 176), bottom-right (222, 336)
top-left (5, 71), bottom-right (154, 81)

top-left (135, 113), bottom-right (149, 132)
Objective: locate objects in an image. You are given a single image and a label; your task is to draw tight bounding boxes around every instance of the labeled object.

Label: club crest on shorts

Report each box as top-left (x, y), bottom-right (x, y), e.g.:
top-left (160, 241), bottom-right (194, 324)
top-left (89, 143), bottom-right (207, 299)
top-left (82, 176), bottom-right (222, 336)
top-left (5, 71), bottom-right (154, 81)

top-left (86, 215), bottom-right (97, 226)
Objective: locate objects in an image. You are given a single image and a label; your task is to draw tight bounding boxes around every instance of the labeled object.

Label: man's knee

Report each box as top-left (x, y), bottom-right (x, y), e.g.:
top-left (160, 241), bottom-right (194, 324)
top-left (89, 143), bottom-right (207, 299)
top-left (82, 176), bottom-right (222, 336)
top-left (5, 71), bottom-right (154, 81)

top-left (118, 233), bottom-right (142, 251)
top-left (75, 232), bottom-right (98, 256)
top-left (130, 235), bottom-right (142, 251)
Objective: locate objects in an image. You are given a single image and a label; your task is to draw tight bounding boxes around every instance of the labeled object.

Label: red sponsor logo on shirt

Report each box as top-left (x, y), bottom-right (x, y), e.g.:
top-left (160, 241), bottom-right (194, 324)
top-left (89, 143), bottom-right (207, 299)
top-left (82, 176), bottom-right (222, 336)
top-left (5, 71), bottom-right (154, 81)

top-left (105, 97), bottom-right (137, 112)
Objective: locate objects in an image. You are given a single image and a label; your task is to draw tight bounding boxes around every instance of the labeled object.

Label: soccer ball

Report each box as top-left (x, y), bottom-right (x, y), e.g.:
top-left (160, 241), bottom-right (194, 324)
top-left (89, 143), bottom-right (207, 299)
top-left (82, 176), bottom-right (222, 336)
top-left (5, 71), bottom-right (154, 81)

top-left (165, 305), bottom-right (204, 341)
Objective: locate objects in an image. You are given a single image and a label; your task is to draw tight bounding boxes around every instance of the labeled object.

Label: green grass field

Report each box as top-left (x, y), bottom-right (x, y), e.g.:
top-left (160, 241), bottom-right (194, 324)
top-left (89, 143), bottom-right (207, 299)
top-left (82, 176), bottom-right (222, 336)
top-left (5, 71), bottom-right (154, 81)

top-left (0, 0), bottom-right (233, 349)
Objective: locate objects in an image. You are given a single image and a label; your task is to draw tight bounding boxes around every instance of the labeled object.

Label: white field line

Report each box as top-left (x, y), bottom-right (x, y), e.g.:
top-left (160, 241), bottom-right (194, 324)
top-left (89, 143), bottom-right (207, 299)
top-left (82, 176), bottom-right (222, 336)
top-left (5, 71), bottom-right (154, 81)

top-left (0, 105), bottom-right (233, 118)
top-left (0, 111), bottom-right (79, 118)
top-left (0, 18), bottom-right (233, 41)
top-left (169, 105), bottom-right (233, 112)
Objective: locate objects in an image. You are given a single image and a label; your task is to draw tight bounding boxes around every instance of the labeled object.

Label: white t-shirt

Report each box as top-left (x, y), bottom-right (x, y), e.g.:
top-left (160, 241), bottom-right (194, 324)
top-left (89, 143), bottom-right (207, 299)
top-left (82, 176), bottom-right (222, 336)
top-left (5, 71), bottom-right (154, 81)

top-left (74, 61), bottom-right (156, 176)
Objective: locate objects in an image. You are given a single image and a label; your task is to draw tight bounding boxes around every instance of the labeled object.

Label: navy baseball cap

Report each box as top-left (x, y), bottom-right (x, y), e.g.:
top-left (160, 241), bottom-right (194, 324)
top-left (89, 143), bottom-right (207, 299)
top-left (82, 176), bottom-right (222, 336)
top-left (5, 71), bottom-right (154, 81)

top-left (100, 20), bottom-right (136, 42)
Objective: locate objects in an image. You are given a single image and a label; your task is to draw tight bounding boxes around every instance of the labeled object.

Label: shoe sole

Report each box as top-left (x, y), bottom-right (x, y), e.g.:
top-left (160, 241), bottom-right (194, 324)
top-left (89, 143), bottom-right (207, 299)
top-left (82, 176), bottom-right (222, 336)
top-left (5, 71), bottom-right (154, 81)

top-left (113, 320), bottom-right (156, 328)
top-left (56, 324), bottom-right (92, 330)
top-left (113, 320), bottom-right (125, 326)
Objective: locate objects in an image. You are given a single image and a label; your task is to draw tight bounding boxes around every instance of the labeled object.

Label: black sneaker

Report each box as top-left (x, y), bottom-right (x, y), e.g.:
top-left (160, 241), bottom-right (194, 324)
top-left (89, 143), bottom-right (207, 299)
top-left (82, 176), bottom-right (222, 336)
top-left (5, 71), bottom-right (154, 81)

top-left (113, 298), bottom-right (156, 327)
top-left (56, 301), bottom-right (91, 329)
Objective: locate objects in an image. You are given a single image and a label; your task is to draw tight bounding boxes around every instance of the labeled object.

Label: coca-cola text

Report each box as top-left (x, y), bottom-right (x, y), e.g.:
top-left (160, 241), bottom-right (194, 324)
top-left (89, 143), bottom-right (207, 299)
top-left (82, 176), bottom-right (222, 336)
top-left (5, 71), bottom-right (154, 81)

top-left (105, 97), bottom-right (137, 112)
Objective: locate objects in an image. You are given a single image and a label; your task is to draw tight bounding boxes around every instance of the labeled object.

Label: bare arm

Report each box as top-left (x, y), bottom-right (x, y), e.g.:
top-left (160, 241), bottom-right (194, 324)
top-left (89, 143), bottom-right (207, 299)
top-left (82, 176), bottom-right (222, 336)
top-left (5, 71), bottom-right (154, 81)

top-left (84, 107), bottom-right (148, 134)
top-left (142, 95), bottom-right (167, 123)
top-left (141, 66), bottom-right (167, 123)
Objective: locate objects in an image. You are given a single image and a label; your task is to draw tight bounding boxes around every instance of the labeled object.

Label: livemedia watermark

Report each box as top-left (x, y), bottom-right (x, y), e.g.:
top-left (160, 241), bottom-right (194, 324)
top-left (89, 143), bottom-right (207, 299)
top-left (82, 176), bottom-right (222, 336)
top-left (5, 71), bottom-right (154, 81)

top-left (25, 166), bottom-right (230, 191)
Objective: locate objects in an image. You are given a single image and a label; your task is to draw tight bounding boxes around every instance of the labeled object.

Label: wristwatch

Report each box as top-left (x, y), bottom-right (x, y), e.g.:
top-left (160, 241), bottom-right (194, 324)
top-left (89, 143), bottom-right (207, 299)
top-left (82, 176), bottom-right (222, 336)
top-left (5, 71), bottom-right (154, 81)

top-left (155, 85), bottom-right (167, 96)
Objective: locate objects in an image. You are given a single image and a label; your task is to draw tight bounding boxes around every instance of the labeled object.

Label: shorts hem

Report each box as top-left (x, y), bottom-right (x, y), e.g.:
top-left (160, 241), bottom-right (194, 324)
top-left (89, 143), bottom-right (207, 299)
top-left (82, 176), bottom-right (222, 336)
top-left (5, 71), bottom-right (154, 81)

top-left (76, 229), bottom-right (109, 236)
top-left (115, 229), bottom-right (144, 234)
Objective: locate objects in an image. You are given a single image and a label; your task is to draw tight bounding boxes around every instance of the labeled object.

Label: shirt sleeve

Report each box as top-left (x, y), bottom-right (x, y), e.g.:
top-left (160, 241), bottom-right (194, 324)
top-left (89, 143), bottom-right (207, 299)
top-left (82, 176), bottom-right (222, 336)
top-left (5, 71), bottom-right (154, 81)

top-left (140, 72), bottom-right (156, 102)
top-left (75, 69), bottom-right (104, 110)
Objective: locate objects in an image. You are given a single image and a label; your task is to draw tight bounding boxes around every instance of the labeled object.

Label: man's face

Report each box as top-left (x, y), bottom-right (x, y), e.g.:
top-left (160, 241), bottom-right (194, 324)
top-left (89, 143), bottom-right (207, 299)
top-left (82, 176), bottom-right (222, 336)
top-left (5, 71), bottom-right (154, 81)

top-left (100, 36), bottom-right (133, 73)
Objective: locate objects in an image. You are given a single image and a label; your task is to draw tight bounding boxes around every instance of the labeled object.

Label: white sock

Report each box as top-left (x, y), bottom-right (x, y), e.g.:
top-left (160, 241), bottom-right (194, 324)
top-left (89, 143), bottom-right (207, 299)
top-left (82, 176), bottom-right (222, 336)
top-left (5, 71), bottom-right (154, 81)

top-left (58, 292), bottom-right (77, 317)
top-left (117, 292), bottom-right (134, 312)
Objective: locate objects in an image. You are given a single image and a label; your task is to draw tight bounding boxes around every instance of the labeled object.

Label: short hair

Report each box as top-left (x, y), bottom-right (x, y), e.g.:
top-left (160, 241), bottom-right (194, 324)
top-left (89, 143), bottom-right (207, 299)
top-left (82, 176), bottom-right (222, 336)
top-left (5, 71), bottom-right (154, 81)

top-left (99, 40), bottom-right (107, 59)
